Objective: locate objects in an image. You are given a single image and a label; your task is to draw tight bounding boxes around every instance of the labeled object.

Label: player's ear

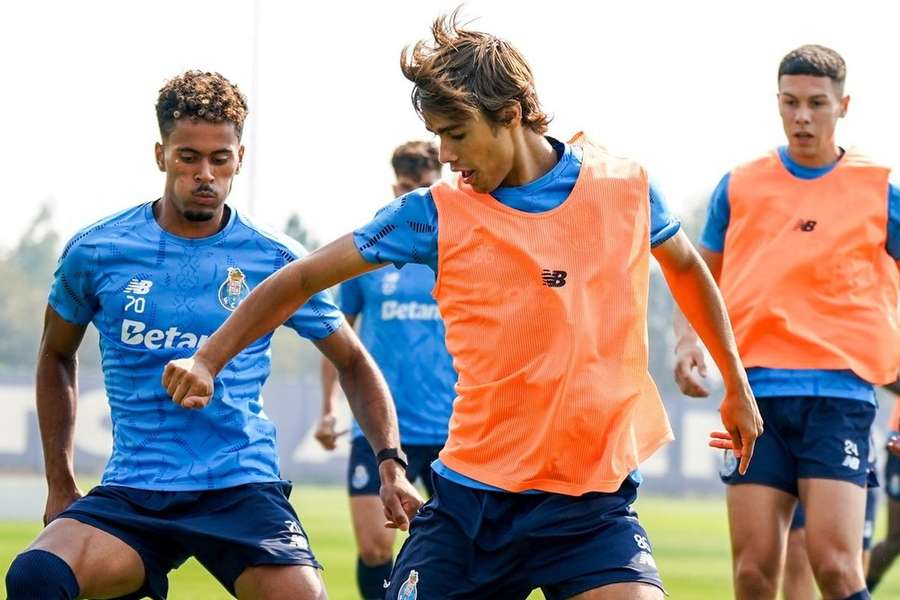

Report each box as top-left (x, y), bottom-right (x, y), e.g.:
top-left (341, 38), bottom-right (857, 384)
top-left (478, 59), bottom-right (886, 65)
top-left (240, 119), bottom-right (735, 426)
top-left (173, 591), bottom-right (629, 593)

top-left (155, 143), bottom-right (166, 172)
top-left (839, 94), bottom-right (850, 118)
top-left (236, 145), bottom-right (245, 174)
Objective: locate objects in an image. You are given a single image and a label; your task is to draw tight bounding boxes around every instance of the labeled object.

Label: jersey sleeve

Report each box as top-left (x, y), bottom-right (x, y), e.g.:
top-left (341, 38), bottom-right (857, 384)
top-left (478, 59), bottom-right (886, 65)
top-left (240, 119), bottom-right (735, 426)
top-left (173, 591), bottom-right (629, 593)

top-left (886, 180), bottom-right (900, 260)
top-left (267, 235), bottom-right (345, 340)
top-left (337, 277), bottom-right (364, 317)
top-left (48, 233), bottom-right (100, 325)
top-left (699, 173), bottom-right (732, 252)
top-left (352, 188), bottom-right (439, 270)
top-left (648, 178), bottom-right (682, 247)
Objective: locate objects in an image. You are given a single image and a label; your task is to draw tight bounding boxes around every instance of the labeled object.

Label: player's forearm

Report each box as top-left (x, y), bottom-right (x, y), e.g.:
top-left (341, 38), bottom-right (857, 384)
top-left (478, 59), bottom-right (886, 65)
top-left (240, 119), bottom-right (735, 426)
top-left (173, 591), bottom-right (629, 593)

top-left (198, 261), bottom-right (313, 374)
top-left (662, 251), bottom-right (745, 387)
top-left (35, 351), bottom-right (79, 490)
top-left (337, 349), bottom-right (400, 452)
top-left (319, 357), bottom-right (340, 415)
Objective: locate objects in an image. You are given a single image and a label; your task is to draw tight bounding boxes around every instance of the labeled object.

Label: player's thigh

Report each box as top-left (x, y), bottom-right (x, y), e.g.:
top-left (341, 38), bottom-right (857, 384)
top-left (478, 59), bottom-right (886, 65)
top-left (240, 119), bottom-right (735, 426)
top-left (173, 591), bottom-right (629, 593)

top-left (726, 483), bottom-right (796, 564)
top-left (350, 494), bottom-right (396, 560)
top-left (29, 517), bottom-right (145, 599)
top-left (567, 581), bottom-right (663, 600)
top-left (234, 564), bottom-right (326, 600)
top-left (799, 477), bottom-right (866, 557)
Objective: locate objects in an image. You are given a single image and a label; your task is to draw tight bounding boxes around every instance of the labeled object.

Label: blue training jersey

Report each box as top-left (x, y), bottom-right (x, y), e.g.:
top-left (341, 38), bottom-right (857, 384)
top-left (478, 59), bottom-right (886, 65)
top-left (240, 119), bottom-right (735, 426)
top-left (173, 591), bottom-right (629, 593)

top-left (49, 202), bottom-right (344, 491)
top-left (352, 136), bottom-right (681, 493)
top-left (700, 146), bottom-right (900, 404)
top-left (339, 265), bottom-right (455, 446)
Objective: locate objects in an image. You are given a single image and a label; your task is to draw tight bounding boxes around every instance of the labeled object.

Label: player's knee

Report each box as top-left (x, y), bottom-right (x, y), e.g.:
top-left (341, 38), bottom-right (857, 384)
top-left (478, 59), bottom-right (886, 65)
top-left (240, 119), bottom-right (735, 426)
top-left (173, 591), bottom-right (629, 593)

top-left (810, 553), bottom-right (863, 594)
top-left (733, 561), bottom-right (779, 597)
top-left (357, 543), bottom-right (393, 566)
top-left (6, 549), bottom-right (80, 600)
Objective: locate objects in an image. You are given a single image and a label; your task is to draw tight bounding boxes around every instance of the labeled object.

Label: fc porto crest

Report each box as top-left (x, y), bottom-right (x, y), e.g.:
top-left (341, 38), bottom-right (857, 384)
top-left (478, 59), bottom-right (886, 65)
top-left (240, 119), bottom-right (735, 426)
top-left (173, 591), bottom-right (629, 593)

top-left (397, 569), bottom-right (418, 600)
top-left (218, 267), bottom-right (250, 311)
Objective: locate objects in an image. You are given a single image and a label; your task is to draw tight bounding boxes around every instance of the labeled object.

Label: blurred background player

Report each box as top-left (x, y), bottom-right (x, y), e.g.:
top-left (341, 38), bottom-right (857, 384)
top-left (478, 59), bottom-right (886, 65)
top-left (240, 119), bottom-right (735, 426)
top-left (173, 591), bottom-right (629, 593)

top-left (868, 384), bottom-right (900, 591)
top-left (673, 45), bottom-right (900, 600)
top-left (314, 140), bottom-right (455, 600)
top-left (4, 70), bottom-right (419, 600)
top-left (162, 10), bottom-right (762, 599)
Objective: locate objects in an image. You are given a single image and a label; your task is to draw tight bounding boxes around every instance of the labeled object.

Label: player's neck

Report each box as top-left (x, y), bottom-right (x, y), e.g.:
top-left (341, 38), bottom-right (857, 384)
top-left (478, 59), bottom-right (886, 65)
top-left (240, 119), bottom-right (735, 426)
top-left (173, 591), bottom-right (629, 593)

top-left (154, 198), bottom-right (230, 239)
top-left (785, 142), bottom-right (842, 169)
top-left (501, 130), bottom-right (557, 188)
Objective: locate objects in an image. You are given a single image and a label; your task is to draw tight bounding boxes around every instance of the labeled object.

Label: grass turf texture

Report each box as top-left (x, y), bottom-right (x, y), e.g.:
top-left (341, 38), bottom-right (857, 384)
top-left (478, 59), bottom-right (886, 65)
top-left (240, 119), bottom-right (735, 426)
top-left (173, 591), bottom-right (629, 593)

top-left (1, 487), bottom-right (898, 599)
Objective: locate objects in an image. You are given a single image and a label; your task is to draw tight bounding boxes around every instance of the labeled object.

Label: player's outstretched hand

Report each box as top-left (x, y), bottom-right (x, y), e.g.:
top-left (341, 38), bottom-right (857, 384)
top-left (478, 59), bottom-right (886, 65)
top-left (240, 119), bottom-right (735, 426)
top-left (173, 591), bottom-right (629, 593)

top-left (313, 414), bottom-right (347, 451)
top-left (44, 484), bottom-right (84, 526)
top-left (718, 380), bottom-right (764, 475)
top-left (379, 460), bottom-right (424, 532)
top-left (163, 357), bottom-right (214, 410)
top-left (674, 342), bottom-right (710, 397)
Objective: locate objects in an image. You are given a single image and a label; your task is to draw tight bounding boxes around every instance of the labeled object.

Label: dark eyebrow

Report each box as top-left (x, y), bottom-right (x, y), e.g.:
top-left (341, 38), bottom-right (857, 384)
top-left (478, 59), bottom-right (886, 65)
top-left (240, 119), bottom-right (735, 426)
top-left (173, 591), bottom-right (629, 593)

top-left (781, 93), bottom-right (829, 101)
top-left (174, 147), bottom-right (233, 155)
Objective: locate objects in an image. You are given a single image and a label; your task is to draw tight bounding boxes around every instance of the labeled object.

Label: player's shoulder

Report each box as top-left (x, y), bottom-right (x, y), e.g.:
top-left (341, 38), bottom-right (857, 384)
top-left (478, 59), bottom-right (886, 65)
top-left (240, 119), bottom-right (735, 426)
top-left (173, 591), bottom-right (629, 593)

top-left (375, 187), bottom-right (435, 217)
top-left (232, 209), bottom-right (311, 261)
top-left (59, 202), bottom-right (149, 262)
top-left (842, 147), bottom-right (893, 174)
top-left (728, 148), bottom-right (781, 178)
top-left (568, 132), bottom-right (646, 179)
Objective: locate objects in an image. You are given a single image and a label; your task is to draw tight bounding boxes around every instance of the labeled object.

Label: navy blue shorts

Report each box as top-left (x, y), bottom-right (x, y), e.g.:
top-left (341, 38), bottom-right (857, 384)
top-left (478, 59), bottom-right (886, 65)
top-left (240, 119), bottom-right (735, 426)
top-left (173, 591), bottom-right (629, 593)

top-left (720, 396), bottom-right (876, 494)
top-left (347, 435), bottom-right (442, 497)
top-left (790, 485), bottom-right (879, 549)
top-left (385, 473), bottom-right (663, 600)
top-left (886, 439), bottom-right (900, 501)
top-left (57, 481), bottom-right (318, 600)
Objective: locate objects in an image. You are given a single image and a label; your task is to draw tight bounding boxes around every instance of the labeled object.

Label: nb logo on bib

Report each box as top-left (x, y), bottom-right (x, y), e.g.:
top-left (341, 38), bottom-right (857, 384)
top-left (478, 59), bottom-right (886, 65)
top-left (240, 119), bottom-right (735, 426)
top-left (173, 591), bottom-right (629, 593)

top-left (541, 269), bottom-right (568, 288)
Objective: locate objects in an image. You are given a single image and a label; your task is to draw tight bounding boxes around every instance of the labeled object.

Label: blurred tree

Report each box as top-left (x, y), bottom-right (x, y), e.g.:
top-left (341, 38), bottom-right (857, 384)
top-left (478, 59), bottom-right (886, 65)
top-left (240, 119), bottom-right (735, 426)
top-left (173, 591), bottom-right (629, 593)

top-left (284, 213), bottom-right (320, 251)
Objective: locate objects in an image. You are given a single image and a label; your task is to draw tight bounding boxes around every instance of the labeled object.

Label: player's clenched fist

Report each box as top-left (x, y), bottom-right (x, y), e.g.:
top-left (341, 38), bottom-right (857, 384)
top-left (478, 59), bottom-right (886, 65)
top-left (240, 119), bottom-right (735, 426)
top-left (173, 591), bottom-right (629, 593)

top-left (163, 357), bottom-right (214, 409)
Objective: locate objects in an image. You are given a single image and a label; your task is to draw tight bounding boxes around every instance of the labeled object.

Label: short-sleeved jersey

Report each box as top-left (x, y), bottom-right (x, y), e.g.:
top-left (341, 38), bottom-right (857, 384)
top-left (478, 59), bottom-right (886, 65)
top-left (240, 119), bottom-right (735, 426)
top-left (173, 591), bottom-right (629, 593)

top-left (699, 146), bottom-right (900, 403)
top-left (339, 265), bottom-right (455, 445)
top-left (352, 136), bottom-right (681, 493)
top-left (49, 202), bottom-right (343, 490)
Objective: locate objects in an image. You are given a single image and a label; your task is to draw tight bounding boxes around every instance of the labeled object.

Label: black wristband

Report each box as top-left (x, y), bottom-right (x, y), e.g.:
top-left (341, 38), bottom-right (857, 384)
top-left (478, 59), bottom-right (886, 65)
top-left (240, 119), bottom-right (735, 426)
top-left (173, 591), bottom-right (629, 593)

top-left (376, 447), bottom-right (408, 470)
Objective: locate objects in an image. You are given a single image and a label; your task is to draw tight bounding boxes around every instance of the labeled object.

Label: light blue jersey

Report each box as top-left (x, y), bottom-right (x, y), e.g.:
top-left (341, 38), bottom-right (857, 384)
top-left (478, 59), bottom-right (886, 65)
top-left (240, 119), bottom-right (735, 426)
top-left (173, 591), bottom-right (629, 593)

top-left (700, 146), bottom-right (900, 404)
top-left (352, 137), bottom-right (681, 492)
top-left (339, 265), bottom-right (455, 446)
top-left (49, 202), bottom-right (343, 491)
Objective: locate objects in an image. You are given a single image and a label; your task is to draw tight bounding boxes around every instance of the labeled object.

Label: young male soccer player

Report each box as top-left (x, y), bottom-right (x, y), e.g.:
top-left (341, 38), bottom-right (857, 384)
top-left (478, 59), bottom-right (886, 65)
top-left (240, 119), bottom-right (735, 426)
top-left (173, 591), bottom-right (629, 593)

top-left (673, 45), bottom-right (900, 600)
top-left (314, 141), bottom-right (455, 599)
top-left (3, 71), bottom-right (420, 600)
top-left (163, 12), bottom-right (762, 599)
top-left (868, 388), bottom-right (900, 591)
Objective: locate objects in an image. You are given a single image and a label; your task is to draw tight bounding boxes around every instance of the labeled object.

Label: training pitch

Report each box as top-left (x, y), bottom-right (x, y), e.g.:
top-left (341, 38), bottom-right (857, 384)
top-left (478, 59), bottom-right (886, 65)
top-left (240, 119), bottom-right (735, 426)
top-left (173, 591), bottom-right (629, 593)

top-left (1, 486), bottom-right (898, 599)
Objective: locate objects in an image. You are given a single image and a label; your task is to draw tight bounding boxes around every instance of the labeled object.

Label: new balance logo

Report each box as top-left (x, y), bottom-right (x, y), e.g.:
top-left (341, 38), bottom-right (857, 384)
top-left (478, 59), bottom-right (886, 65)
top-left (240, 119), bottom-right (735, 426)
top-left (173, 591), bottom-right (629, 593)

top-left (124, 279), bottom-right (153, 295)
top-left (541, 269), bottom-right (568, 288)
top-left (794, 219), bottom-right (817, 232)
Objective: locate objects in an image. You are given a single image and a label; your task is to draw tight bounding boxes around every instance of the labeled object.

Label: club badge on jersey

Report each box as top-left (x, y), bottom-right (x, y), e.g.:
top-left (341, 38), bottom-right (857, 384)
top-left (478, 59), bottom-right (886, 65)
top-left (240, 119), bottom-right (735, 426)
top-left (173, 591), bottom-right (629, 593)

top-left (218, 267), bottom-right (250, 311)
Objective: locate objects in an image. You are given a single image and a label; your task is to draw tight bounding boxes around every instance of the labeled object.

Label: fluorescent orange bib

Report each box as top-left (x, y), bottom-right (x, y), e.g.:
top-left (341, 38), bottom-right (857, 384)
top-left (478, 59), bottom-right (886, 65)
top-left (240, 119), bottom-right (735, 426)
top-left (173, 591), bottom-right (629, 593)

top-left (720, 148), bottom-right (900, 384)
top-left (430, 134), bottom-right (672, 495)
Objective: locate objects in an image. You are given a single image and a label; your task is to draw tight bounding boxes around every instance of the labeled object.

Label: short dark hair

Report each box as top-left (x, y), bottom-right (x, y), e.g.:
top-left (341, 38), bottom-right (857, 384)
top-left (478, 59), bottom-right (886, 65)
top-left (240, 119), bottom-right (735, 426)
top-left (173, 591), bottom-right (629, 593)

top-left (778, 45), bottom-right (846, 93)
top-left (400, 8), bottom-right (551, 134)
top-left (391, 141), bottom-right (441, 180)
top-left (156, 71), bottom-right (248, 140)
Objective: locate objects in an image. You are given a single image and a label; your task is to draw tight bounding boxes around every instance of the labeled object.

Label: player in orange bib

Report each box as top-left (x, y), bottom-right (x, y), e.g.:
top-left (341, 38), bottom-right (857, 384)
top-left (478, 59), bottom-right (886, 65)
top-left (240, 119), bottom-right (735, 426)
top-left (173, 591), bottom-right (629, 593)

top-left (673, 45), bottom-right (900, 600)
top-left (162, 10), bottom-right (762, 599)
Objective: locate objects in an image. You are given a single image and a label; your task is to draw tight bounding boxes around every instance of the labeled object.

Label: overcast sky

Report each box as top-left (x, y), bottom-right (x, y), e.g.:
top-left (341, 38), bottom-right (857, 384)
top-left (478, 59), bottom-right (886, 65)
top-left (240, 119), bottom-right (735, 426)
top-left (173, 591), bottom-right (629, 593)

top-left (3, 0), bottom-right (898, 250)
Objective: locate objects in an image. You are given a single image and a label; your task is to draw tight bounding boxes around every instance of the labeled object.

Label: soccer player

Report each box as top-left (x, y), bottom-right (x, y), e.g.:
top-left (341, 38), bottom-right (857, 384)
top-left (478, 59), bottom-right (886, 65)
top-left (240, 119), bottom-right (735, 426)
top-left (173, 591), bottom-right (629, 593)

top-left (4, 71), bottom-right (420, 600)
top-left (162, 12), bottom-right (762, 599)
top-left (868, 387), bottom-right (900, 591)
top-left (314, 140), bottom-right (454, 599)
top-left (673, 45), bottom-right (900, 600)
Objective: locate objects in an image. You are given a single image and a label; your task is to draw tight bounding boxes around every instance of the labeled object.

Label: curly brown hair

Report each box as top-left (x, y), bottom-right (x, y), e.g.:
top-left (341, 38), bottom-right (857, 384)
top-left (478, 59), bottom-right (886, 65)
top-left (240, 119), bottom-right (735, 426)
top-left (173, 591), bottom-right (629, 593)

top-left (156, 70), bottom-right (248, 140)
top-left (400, 8), bottom-right (550, 134)
top-left (778, 45), bottom-right (846, 94)
top-left (391, 141), bottom-right (441, 180)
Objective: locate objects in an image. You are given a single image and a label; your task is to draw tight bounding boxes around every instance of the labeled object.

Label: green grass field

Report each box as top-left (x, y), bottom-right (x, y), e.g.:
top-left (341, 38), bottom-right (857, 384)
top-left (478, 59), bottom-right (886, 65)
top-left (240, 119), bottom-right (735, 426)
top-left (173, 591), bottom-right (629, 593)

top-left (1, 487), bottom-right (898, 599)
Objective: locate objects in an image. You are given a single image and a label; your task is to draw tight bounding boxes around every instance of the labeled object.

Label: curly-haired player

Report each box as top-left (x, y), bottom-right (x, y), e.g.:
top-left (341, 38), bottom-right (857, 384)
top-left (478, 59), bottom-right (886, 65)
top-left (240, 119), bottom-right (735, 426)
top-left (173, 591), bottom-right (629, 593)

top-left (4, 70), bottom-right (420, 600)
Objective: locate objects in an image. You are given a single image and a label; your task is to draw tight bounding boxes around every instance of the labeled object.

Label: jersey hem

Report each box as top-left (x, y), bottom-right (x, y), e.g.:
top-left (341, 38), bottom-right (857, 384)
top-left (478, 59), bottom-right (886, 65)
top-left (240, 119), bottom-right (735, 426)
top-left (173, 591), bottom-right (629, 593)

top-left (99, 473), bottom-right (284, 492)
